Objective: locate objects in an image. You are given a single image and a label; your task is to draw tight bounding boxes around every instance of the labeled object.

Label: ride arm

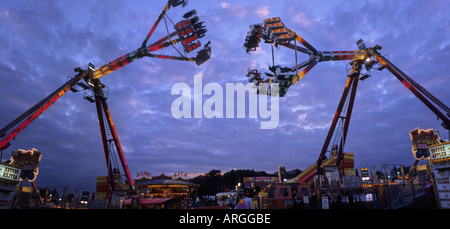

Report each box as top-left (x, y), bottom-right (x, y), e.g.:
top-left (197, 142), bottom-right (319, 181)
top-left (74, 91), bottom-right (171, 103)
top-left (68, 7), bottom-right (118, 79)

top-left (244, 17), bottom-right (367, 95)
top-left (92, 39), bottom-right (182, 79)
top-left (258, 17), bottom-right (366, 63)
top-left (145, 53), bottom-right (194, 62)
top-left (93, 2), bottom-right (210, 79)
top-left (1, 0), bottom-right (210, 150)
top-left (92, 38), bottom-right (211, 79)
top-left (372, 52), bottom-right (450, 130)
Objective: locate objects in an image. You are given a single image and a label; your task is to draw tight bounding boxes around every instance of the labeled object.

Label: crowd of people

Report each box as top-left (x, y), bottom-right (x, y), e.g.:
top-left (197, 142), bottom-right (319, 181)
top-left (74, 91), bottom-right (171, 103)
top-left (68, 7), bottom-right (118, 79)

top-left (217, 193), bottom-right (253, 209)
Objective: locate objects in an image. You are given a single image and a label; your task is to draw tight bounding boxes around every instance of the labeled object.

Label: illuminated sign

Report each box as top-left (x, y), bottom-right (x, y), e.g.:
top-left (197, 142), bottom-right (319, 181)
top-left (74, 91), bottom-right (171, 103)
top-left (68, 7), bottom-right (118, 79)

top-left (0, 163), bottom-right (21, 209)
top-left (344, 168), bottom-right (356, 176)
top-left (434, 170), bottom-right (450, 209)
top-left (9, 148), bottom-right (42, 182)
top-left (429, 142), bottom-right (450, 160)
top-left (429, 141), bottom-right (450, 170)
top-left (0, 163), bottom-right (21, 182)
top-left (174, 172), bottom-right (188, 177)
top-left (409, 128), bottom-right (442, 160)
top-left (173, 171), bottom-right (189, 180)
top-left (135, 171), bottom-right (151, 178)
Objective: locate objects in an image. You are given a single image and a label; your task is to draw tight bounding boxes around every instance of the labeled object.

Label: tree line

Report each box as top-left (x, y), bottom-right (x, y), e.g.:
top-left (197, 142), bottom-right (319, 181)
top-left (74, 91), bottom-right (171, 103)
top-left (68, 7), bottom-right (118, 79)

top-left (189, 169), bottom-right (274, 196)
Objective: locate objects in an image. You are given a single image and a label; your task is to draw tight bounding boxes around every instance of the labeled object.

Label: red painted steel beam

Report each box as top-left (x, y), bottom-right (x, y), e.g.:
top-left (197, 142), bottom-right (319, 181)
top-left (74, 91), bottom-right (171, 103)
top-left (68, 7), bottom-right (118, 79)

top-left (374, 53), bottom-right (450, 129)
top-left (94, 89), bottom-right (115, 191)
top-left (317, 76), bottom-right (355, 168)
top-left (141, 4), bottom-right (171, 48)
top-left (0, 72), bottom-right (85, 150)
top-left (336, 71), bottom-right (360, 169)
top-left (99, 97), bottom-right (135, 190)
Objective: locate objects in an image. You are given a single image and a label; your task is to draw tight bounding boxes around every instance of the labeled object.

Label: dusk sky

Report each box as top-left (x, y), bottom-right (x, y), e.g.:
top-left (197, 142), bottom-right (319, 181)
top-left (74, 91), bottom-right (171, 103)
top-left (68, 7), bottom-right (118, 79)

top-left (1, 0), bottom-right (449, 192)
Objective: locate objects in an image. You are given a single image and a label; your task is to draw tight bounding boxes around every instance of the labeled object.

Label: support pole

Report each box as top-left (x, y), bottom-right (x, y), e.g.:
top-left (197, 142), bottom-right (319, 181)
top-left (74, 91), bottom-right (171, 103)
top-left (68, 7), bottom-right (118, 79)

top-left (317, 78), bottom-right (354, 167)
top-left (93, 84), bottom-right (115, 194)
top-left (93, 78), bottom-right (134, 193)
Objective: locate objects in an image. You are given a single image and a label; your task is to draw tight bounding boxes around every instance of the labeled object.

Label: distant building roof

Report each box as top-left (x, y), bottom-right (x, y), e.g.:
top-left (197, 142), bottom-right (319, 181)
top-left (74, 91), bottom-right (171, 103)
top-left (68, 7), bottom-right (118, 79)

top-left (151, 173), bottom-right (173, 180)
top-left (137, 179), bottom-right (199, 187)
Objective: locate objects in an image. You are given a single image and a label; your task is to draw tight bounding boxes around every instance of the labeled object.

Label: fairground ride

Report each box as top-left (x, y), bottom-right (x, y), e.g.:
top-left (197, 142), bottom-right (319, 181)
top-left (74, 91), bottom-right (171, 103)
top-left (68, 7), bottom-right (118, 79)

top-left (244, 17), bottom-right (450, 189)
top-left (0, 0), bottom-right (211, 201)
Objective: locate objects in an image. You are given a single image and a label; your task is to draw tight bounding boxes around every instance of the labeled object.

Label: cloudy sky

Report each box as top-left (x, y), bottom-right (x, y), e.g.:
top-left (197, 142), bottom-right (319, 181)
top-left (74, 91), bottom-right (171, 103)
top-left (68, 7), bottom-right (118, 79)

top-left (1, 0), bottom-right (449, 191)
